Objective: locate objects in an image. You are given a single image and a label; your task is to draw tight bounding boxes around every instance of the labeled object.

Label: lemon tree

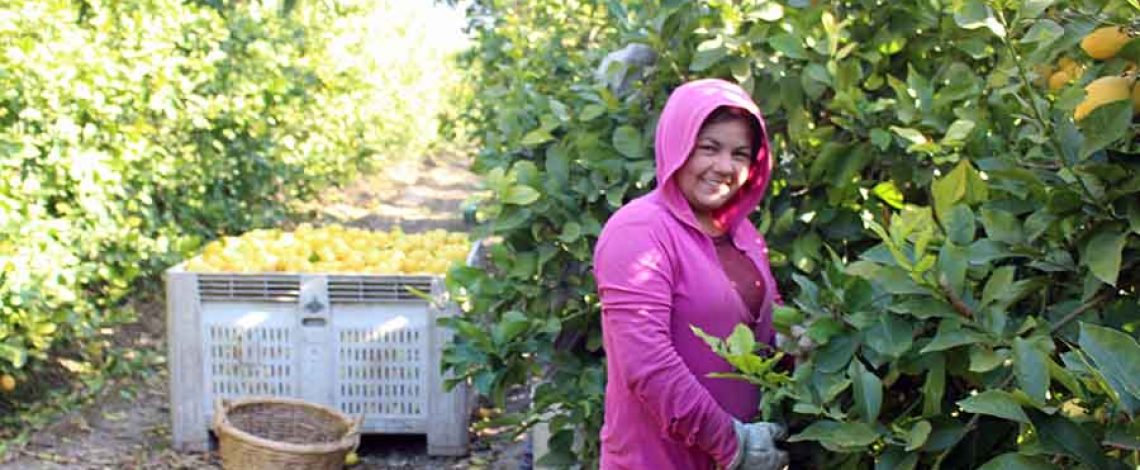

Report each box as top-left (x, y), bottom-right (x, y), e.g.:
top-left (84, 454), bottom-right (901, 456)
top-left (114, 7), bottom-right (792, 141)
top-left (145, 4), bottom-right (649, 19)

top-left (449, 0), bottom-right (1139, 467)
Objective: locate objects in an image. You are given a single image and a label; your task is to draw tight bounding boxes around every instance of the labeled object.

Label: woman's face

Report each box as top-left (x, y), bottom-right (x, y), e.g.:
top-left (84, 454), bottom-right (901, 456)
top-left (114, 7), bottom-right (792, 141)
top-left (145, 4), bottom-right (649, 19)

top-left (676, 117), bottom-right (753, 218)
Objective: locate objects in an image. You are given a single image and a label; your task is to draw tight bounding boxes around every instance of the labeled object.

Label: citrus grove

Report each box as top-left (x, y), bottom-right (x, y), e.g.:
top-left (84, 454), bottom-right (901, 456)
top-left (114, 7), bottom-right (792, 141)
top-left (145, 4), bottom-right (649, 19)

top-left (446, 0), bottom-right (1139, 468)
top-left (0, 0), bottom-right (465, 448)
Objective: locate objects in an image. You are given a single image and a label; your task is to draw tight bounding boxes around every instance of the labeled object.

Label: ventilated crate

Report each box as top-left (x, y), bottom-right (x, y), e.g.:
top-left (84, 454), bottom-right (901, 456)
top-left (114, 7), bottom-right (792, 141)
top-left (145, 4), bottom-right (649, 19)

top-left (166, 246), bottom-right (477, 456)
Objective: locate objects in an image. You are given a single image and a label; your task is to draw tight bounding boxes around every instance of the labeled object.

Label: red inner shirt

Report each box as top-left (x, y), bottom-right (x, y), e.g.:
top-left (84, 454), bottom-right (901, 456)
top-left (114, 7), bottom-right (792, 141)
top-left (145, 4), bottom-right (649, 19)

top-left (712, 234), bottom-right (766, 322)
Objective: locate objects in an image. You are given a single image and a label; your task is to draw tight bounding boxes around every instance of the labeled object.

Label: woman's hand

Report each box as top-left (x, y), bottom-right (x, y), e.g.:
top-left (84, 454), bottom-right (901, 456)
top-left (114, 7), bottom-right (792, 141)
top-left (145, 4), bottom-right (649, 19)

top-left (727, 419), bottom-right (788, 469)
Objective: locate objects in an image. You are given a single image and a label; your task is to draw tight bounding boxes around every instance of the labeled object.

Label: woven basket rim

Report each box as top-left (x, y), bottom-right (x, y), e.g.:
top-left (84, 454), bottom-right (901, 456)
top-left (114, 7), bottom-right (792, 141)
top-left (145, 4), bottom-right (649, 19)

top-left (213, 396), bottom-right (360, 455)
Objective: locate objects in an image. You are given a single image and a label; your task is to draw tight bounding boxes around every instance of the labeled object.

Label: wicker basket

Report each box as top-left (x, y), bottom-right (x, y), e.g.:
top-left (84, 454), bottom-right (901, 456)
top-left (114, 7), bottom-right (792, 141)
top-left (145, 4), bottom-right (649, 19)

top-left (213, 397), bottom-right (361, 470)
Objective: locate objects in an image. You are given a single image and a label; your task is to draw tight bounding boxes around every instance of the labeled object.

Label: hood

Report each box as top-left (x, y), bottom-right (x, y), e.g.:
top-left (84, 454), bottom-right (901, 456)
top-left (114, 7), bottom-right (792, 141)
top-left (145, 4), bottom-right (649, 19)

top-left (654, 78), bottom-right (772, 235)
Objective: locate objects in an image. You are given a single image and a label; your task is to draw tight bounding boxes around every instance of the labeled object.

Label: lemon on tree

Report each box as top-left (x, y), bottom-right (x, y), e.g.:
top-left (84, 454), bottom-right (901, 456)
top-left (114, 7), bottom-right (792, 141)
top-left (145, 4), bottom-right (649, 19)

top-left (1, 374), bottom-right (15, 392)
top-left (1074, 75), bottom-right (1136, 120)
top-left (1080, 25), bottom-right (1133, 60)
top-left (1047, 56), bottom-right (1084, 91)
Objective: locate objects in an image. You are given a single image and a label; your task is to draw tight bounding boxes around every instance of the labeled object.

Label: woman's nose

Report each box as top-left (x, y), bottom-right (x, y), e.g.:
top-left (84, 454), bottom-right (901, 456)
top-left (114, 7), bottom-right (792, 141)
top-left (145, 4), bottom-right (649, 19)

top-left (711, 152), bottom-right (736, 174)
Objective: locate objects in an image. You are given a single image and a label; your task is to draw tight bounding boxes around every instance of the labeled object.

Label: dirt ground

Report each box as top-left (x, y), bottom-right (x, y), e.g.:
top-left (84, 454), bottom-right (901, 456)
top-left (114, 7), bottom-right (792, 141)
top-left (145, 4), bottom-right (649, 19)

top-left (0, 153), bottom-right (531, 470)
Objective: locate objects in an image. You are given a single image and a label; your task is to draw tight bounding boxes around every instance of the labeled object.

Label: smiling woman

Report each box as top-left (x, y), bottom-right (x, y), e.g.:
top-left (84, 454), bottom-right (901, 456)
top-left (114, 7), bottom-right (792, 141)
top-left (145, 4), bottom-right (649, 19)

top-left (675, 106), bottom-right (764, 236)
top-left (592, 79), bottom-right (788, 470)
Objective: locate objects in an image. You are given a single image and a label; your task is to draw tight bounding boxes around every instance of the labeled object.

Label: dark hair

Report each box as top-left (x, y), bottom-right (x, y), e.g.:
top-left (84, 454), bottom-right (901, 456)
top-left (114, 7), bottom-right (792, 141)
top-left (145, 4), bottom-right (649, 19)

top-left (701, 106), bottom-right (763, 161)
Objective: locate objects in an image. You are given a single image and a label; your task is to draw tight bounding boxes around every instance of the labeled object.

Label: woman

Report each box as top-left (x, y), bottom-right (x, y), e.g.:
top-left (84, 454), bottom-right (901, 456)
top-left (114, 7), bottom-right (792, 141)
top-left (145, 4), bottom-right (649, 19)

top-left (593, 79), bottom-right (788, 469)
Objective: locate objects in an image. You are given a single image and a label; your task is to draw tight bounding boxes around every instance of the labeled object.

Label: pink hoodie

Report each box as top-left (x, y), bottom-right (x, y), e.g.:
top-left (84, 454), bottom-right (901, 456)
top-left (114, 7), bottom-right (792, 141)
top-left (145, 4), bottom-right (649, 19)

top-left (593, 79), bottom-right (781, 469)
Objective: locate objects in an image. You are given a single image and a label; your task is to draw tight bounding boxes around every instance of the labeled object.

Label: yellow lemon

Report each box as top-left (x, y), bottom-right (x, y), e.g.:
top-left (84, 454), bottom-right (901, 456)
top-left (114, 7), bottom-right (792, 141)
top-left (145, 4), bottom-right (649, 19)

top-left (1081, 26), bottom-right (1132, 60)
top-left (1048, 70), bottom-right (1073, 91)
top-left (1, 374), bottom-right (16, 392)
top-left (1074, 75), bottom-right (1134, 121)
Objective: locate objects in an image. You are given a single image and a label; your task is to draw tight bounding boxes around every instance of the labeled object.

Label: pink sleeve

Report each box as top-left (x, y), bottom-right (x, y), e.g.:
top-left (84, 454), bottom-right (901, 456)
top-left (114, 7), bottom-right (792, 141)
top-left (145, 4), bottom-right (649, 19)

top-left (595, 226), bottom-right (739, 467)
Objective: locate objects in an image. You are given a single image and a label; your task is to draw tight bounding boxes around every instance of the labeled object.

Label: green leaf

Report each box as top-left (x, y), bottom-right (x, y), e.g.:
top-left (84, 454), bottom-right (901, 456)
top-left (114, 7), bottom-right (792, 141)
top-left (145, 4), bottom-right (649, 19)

top-left (1026, 409), bottom-right (1112, 470)
top-left (746, 2), bottom-right (784, 21)
top-left (813, 370), bottom-right (852, 402)
top-left (933, 160), bottom-right (989, 223)
top-left (889, 297), bottom-right (960, 320)
top-left (473, 370), bottom-right (495, 395)
top-left (977, 453), bottom-right (1058, 470)
top-left (1078, 322), bottom-right (1140, 414)
top-left (788, 420), bottom-right (879, 450)
top-left (690, 325), bottom-right (724, 356)
top-left (815, 332), bottom-right (857, 372)
top-left (692, 37), bottom-right (728, 72)
top-left (969, 345), bottom-right (1005, 372)
top-left (870, 128), bottom-right (892, 150)
top-left (982, 266), bottom-right (1015, 307)
top-left (1078, 100), bottom-right (1132, 160)
top-left (953, 0), bottom-right (1006, 37)
top-left (496, 310), bottom-right (530, 342)
top-left (726, 324), bottom-right (756, 356)
top-left (1104, 421), bottom-right (1140, 451)
top-left (969, 239), bottom-right (1017, 264)
top-left (0, 343), bottom-right (27, 368)
top-left (1048, 359), bottom-right (1084, 399)
top-left (1019, 19), bottom-right (1063, 46)
top-left (1118, 37), bottom-right (1140, 63)
top-left (1081, 228), bottom-right (1127, 287)
top-left (921, 321), bottom-right (985, 353)
top-left (943, 204), bottom-right (976, 245)
top-left (545, 144), bottom-right (570, 187)
top-left (846, 262), bottom-right (926, 295)
top-left (941, 119), bottom-right (975, 145)
top-left (772, 305), bottom-right (804, 334)
top-left (923, 354), bottom-right (946, 416)
top-left (980, 207), bottom-right (1024, 244)
top-left (957, 390), bottom-right (1030, 423)
top-left (873, 181), bottom-right (905, 209)
top-left (612, 125), bottom-right (643, 160)
top-left (877, 448), bottom-right (919, 470)
top-left (768, 33), bottom-right (807, 59)
top-left (1018, 0), bottom-right (1056, 19)
top-left (521, 128), bottom-right (554, 147)
top-left (1024, 209), bottom-right (1056, 242)
top-left (802, 63), bottom-right (831, 99)
top-left (920, 418), bottom-right (966, 451)
top-left (580, 104), bottom-right (606, 121)
top-left (904, 420), bottom-right (932, 452)
top-left (865, 314), bottom-right (913, 358)
top-left (937, 241), bottom-right (969, 295)
top-left (502, 185), bottom-right (541, 205)
top-left (1014, 337), bottom-right (1049, 404)
top-left (890, 126), bottom-right (927, 146)
top-left (850, 360), bottom-right (883, 422)
top-left (558, 221), bottom-right (582, 243)
top-left (1126, 198), bottom-right (1140, 235)
top-left (792, 231), bottom-right (822, 272)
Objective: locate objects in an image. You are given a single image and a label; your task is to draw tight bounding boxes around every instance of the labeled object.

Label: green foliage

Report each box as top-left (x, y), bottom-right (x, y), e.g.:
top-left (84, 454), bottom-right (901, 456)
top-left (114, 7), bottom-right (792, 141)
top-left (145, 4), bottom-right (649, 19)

top-left (450, 0), bottom-right (1139, 467)
top-left (0, 0), bottom-right (462, 415)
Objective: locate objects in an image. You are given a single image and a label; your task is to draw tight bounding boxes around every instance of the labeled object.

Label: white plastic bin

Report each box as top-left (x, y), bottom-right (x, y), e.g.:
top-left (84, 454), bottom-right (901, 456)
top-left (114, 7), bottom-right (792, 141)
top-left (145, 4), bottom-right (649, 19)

top-left (165, 245), bottom-right (476, 456)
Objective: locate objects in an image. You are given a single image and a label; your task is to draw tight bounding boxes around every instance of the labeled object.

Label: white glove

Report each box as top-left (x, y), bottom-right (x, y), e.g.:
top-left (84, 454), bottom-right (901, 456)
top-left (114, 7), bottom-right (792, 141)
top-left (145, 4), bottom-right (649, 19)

top-left (727, 419), bottom-right (789, 470)
top-left (774, 325), bottom-right (815, 356)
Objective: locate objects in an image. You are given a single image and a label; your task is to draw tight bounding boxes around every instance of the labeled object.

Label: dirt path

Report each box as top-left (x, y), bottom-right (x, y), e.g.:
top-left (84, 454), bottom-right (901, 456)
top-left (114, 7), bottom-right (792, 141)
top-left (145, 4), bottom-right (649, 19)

top-left (0, 153), bottom-right (529, 469)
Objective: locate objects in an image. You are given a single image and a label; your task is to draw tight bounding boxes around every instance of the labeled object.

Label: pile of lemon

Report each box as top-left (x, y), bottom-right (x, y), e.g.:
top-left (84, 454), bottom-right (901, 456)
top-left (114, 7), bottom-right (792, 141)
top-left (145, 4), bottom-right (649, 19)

top-left (184, 224), bottom-right (471, 275)
top-left (1068, 25), bottom-right (1139, 121)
